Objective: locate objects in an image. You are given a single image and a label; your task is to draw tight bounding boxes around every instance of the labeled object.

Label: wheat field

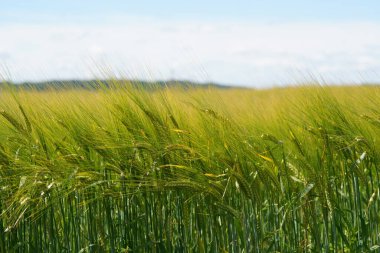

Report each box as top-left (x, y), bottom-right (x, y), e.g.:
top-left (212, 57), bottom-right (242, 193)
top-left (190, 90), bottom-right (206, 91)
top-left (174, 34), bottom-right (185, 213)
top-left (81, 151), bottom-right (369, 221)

top-left (0, 82), bottom-right (380, 252)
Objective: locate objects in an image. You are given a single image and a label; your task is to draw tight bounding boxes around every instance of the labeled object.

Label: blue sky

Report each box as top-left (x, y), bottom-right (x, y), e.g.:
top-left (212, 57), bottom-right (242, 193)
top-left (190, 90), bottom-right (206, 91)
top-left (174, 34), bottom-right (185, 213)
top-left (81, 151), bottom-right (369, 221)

top-left (2, 0), bottom-right (379, 22)
top-left (1, 1), bottom-right (380, 86)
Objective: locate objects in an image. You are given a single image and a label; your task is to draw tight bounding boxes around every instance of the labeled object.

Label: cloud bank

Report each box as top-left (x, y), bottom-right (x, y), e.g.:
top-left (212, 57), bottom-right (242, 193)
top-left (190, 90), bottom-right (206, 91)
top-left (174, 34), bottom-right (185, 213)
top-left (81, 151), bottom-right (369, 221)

top-left (1, 19), bottom-right (379, 86)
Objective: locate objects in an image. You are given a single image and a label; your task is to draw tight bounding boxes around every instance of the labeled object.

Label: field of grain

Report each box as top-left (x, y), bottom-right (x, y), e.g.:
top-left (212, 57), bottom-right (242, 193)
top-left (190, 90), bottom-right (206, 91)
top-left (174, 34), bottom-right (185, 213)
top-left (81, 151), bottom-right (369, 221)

top-left (0, 83), bottom-right (380, 252)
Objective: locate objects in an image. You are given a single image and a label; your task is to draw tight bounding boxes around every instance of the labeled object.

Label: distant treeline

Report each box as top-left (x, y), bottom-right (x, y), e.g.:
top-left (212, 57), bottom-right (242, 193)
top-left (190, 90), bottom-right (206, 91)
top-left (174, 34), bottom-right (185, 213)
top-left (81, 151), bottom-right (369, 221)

top-left (1, 79), bottom-right (234, 90)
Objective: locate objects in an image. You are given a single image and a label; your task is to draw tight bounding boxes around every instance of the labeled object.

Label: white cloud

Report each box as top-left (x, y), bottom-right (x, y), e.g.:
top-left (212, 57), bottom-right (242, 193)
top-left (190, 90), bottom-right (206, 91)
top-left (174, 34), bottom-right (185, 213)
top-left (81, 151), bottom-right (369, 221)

top-left (0, 20), bottom-right (379, 86)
